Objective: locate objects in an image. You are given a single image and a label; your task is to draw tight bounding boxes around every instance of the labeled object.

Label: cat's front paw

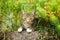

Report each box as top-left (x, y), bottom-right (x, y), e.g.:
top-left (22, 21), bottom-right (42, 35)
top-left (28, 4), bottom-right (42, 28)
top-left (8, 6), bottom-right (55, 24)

top-left (18, 27), bottom-right (23, 32)
top-left (26, 28), bottom-right (33, 33)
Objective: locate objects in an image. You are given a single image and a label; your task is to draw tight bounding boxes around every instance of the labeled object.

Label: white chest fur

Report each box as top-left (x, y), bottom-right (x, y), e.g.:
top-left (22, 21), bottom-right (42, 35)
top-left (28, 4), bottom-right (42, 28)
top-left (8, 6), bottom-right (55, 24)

top-left (23, 23), bottom-right (31, 28)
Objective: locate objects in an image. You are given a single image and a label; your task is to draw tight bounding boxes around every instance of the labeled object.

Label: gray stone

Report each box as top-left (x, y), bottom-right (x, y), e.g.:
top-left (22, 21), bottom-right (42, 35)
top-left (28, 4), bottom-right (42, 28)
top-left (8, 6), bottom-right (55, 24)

top-left (6, 31), bottom-right (38, 40)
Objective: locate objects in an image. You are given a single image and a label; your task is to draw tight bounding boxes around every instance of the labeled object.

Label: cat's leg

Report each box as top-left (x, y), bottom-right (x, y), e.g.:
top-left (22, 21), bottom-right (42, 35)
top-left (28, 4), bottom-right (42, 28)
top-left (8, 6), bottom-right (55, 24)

top-left (18, 27), bottom-right (23, 32)
top-left (26, 27), bottom-right (33, 32)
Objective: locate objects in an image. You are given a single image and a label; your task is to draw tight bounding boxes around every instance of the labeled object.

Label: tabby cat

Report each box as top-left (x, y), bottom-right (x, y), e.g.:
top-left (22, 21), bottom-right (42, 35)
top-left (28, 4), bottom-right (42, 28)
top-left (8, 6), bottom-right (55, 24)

top-left (18, 10), bottom-right (36, 32)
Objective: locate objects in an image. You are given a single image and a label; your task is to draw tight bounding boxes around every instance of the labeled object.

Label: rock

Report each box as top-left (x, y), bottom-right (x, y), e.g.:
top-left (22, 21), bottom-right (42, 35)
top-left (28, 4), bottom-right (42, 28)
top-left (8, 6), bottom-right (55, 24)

top-left (6, 31), bottom-right (38, 40)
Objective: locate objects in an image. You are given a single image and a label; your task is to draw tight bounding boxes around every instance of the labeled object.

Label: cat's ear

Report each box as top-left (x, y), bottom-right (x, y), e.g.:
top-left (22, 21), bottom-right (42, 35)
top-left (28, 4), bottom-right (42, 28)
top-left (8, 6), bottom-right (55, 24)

top-left (32, 10), bottom-right (36, 16)
top-left (22, 10), bottom-right (26, 16)
top-left (22, 10), bottom-right (25, 15)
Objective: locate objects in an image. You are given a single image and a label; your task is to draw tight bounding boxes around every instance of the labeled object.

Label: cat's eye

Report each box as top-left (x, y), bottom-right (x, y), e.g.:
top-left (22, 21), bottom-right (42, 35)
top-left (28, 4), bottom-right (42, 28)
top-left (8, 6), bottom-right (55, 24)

top-left (30, 17), bottom-right (34, 20)
top-left (22, 17), bottom-right (26, 20)
top-left (23, 17), bottom-right (26, 19)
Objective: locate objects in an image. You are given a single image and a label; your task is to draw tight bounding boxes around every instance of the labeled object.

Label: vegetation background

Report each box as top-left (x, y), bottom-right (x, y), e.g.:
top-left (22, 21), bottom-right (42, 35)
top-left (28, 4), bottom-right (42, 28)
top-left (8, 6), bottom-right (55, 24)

top-left (0, 0), bottom-right (60, 40)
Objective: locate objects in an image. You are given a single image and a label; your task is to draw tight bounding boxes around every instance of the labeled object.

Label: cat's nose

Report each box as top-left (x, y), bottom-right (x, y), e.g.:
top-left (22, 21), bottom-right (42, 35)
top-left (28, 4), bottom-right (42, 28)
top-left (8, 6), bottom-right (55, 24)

top-left (26, 19), bottom-right (31, 24)
top-left (26, 19), bottom-right (30, 22)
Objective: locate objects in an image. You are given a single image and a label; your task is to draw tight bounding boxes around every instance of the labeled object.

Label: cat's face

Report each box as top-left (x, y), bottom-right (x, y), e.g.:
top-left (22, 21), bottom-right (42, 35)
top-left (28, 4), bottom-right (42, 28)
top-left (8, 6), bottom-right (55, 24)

top-left (22, 10), bottom-right (35, 24)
